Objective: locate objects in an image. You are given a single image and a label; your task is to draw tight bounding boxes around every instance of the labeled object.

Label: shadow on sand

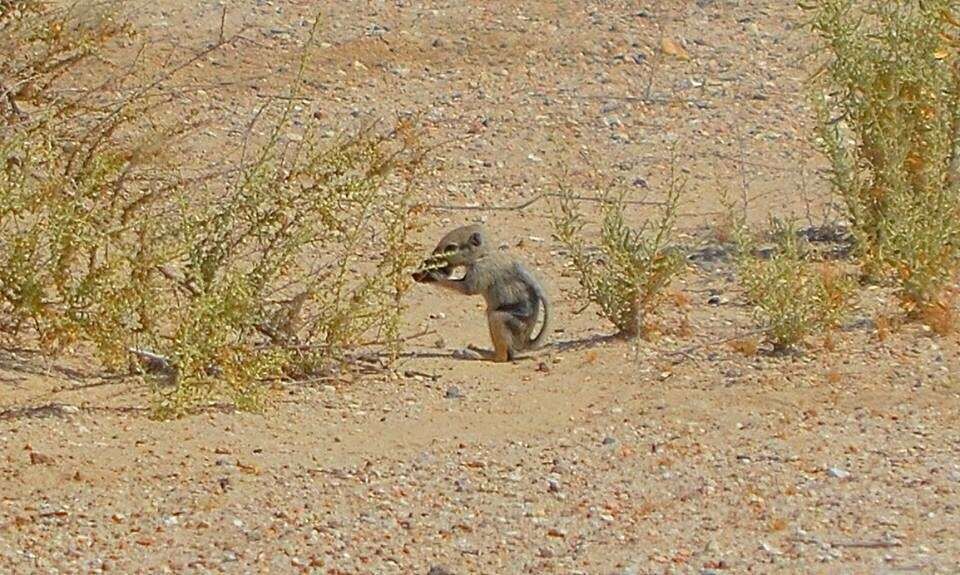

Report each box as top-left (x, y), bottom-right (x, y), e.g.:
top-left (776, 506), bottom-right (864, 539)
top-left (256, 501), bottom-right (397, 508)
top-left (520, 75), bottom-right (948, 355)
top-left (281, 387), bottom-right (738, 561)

top-left (395, 332), bottom-right (623, 362)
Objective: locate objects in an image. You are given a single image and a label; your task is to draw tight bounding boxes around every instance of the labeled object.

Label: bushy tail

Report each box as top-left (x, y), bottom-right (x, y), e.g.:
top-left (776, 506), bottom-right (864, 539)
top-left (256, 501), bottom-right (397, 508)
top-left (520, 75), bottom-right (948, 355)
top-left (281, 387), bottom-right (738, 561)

top-left (518, 266), bottom-right (550, 350)
top-left (529, 293), bottom-right (550, 350)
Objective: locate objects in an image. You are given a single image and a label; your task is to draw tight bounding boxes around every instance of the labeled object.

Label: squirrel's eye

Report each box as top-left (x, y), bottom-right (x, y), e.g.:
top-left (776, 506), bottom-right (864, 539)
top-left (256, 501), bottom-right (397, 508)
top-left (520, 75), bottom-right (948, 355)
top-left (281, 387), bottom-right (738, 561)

top-left (443, 244), bottom-right (457, 254)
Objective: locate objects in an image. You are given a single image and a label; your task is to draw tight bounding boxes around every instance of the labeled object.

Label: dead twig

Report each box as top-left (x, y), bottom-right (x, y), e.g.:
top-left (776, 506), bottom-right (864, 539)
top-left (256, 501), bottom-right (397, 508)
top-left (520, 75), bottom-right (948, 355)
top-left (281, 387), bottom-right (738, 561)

top-left (426, 192), bottom-right (668, 212)
top-left (403, 369), bottom-right (441, 381)
top-left (788, 536), bottom-right (902, 550)
top-left (830, 540), bottom-right (902, 549)
top-left (426, 191), bottom-right (724, 219)
top-left (360, 327), bottom-right (436, 348)
top-left (736, 122), bottom-right (750, 220)
top-left (67, 25), bottom-right (249, 173)
top-left (155, 265), bottom-right (200, 297)
top-left (218, 4), bottom-right (227, 44)
top-left (0, 81), bottom-right (26, 119)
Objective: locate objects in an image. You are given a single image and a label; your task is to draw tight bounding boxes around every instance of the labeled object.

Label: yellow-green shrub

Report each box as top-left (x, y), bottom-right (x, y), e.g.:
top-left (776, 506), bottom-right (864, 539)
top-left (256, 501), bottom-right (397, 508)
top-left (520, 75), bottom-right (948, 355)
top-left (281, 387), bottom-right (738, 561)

top-left (809, 0), bottom-right (960, 316)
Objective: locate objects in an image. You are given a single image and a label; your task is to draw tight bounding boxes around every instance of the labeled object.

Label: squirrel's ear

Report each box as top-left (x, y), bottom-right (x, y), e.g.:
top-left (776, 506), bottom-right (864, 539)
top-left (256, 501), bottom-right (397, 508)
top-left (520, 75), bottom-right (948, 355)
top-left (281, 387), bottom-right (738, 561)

top-left (469, 231), bottom-right (482, 246)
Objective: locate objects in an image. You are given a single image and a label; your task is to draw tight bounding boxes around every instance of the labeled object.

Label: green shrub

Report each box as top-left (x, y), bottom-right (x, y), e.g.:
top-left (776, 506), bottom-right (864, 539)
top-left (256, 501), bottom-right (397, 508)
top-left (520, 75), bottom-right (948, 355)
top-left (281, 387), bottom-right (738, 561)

top-left (808, 0), bottom-right (960, 316)
top-left (0, 3), bottom-right (424, 417)
top-left (551, 164), bottom-right (685, 338)
top-left (736, 219), bottom-right (855, 351)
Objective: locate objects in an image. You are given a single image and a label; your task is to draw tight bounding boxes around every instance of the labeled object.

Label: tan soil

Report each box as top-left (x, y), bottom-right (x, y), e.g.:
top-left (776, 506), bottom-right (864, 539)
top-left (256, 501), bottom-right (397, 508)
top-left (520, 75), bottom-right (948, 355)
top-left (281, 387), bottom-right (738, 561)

top-left (2, 1), bottom-right (959, 574)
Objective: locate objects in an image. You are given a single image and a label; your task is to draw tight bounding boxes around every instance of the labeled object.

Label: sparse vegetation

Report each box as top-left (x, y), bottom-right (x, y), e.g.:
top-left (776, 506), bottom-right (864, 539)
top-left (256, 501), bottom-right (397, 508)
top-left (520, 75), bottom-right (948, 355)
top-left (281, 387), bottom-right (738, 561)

top-left (551, 162), bottom-right (685, 339)
top-left (144, 121), bottom-right (424, 418)
top-left (3, 3), bottom-right (960, 572)
top-left (0, 2), bottom-right (424, 417)
top-left (735, 219), bottom-right (855, 351)
top-left (809, 0), bottom-right (960, 321)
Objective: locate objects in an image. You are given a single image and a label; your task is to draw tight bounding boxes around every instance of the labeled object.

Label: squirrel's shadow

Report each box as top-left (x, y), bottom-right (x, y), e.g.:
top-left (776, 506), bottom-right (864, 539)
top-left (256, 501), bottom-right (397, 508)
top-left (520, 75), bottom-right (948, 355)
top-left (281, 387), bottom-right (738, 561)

top-left (401, 332), bottom-right (620, 362)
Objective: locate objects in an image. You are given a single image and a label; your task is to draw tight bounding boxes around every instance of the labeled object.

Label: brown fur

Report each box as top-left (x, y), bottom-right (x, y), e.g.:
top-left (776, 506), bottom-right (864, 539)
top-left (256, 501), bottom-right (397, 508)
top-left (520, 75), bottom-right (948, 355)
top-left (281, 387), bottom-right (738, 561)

top-left (413, 225), bottom-right (550, 362)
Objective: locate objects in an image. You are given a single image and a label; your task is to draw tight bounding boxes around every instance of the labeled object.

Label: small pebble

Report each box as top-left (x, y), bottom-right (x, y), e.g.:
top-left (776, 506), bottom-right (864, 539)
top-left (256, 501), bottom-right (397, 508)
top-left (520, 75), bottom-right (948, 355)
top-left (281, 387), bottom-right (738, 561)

top-left (827, 466), bottom-right (851, 479)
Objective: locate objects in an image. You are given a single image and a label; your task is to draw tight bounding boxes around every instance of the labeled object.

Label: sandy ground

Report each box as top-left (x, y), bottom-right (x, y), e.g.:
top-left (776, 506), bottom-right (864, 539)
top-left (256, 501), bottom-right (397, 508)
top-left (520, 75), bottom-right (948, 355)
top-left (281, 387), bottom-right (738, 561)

top-left (2, 1), bottom-right (959, 573)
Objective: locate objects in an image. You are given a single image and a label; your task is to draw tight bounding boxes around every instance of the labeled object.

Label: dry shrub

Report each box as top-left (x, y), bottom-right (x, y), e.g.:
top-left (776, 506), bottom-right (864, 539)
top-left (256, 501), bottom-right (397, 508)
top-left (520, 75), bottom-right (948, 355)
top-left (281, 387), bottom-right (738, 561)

top-left (809, 0), bottom-right (960, 318)
top-left (822, 331), bottom-right (838, 352)
top-left (769, 518), bottom-right (789, 532)
top-left (919, 291), bottom-right (957, 335)
top-left (728, 336), bottom-right (760, 357)
top-left (0, 3), bottom-right (425, 417)
top-left (551, 159), bottom-right (685, 339)
top-left (873, 312), bottom-right (901, 342)
top-left (669, 291), bottom-right (692, 309)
